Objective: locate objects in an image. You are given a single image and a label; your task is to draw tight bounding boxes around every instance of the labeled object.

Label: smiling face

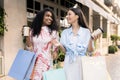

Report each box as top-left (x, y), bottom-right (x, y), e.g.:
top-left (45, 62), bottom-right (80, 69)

top-left (43, 11), bottom-right (53, 26)
top-left (66, 10), bottom-right (79, 24)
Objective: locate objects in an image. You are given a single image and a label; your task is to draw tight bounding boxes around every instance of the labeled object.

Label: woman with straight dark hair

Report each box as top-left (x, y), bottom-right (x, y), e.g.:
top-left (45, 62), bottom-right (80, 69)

top-left (51, 6), bottom-right (100, 80)
top-left (26, 8), bottom-right (59, 80)
top-left (60, 7), bottom-right (91, 80)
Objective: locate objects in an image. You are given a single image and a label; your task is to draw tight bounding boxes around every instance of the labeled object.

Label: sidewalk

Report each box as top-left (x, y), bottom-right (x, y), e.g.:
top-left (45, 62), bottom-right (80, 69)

top-left (0, 50), bottom-right (120, 80)
top-left (0, 76), bottom-right (15, 80)
top-left (115, 49), bottom-right (120, 55)
top-left (106, 49), bottom-right (120, 80)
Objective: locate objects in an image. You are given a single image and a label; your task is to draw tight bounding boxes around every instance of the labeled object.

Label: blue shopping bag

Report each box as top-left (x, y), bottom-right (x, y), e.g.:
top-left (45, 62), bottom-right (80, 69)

top-left (8, 49), bottom-right (36, 80)
top-left (43, 68), bottom-right (66, 80)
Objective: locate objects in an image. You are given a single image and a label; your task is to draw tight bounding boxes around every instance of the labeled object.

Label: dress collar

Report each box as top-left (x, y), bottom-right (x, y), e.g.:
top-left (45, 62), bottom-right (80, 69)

top-left (68, 26), bottom-right (82, 36)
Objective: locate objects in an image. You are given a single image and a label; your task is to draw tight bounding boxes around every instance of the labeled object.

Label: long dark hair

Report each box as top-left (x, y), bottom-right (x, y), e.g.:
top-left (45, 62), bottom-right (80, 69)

top-left (31, 8), bottom-right (59, 36)
top-left (69, 7), bottom-right (89, 29)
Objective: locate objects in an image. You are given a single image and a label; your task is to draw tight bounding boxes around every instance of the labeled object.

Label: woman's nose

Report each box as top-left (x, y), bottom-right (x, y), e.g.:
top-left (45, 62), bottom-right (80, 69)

top-left (49, 17), bottom-right (53, 21)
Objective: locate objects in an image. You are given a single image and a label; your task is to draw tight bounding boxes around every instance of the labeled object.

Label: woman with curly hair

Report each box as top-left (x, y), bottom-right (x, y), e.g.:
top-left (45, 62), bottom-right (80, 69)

top-left (26, 8), bottom-right (59, 80)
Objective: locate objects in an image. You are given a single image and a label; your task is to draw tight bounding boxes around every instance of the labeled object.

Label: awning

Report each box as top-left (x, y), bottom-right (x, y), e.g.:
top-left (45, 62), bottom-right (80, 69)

top-left (76, 0), bottom-right (120, 24)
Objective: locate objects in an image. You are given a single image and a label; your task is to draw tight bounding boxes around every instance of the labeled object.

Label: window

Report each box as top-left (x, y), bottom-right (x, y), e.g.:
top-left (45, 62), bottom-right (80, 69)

top-left (46, 0), bottom-right (55, 2)
top-left (43, 4), bottom-right (54, 11)
top-left (49, 0), bottom-right (55, 2)
top-left (56, 0), bottom-right (59, 4)
top-left (27, 0), bottom-right (40, 21)
top-left (27, 0), bottom-right (33, 9)
top-left (35, 1), bottom-right (40, 11)
top-left (56, 8), bottom-right (59, 16)
top-left (60, 10), bottom-right (67, 18)
top-left (27, 9), bottom-right (33, 13)
top-left (60, 0), bottom-right (65, 6)
top-left (60, 0), bottom-right (75, 8)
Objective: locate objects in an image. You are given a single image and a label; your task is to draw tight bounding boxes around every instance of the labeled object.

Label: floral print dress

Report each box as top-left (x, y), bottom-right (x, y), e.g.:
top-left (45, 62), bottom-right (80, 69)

top-left (31, 26), bottom-right (58, 80)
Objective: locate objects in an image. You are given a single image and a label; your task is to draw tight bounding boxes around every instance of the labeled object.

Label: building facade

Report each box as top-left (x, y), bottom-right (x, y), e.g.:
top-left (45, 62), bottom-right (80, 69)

top-left (0, 0), bottom-right (120, 75)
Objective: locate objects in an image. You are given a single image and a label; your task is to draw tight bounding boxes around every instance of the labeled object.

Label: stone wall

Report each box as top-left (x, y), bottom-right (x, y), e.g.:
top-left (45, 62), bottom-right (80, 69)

top-left (4, 0), bottom-right (27, 74)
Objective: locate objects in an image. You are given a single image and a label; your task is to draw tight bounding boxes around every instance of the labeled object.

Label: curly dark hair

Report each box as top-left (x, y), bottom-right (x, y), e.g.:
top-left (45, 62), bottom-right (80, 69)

top-left (31, 8), bottom-right (59, 36)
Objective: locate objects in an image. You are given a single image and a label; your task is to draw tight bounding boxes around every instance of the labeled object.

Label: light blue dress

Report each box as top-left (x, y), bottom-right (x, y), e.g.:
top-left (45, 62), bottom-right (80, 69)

top-left (60, 27), bottom-right (91, 80)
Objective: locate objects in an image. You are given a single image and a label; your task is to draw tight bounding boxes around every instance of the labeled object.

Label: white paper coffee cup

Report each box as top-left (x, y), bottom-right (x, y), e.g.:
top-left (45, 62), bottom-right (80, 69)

top-left (23, 26), bottom-right (30, 36)
top-left (91, 28), bottom-right (104, 39)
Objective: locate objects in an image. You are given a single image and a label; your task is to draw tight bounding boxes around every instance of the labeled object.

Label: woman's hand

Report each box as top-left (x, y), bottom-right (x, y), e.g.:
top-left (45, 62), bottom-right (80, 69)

top-left (88, 33), bottom-right (101, 52)
top-left (91, 34), bottom-right (101, 40)
top-left (26, 45), bottom-right (34, 52)
top-left (51, 39), bottom-right (61, 47)
top-left (93, 51), bottom-right (101, 56)
top-left (52, 51), bottom-right (58, 60)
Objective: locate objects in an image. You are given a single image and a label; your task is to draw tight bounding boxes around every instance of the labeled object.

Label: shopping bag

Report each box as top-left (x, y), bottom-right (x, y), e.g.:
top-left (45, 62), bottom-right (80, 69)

top-left (8, 49), bottom-right (36, 80)
top-left (43, 68), bottom-right (66, 80)
top-left (81, 56), bottom-right (108, 80)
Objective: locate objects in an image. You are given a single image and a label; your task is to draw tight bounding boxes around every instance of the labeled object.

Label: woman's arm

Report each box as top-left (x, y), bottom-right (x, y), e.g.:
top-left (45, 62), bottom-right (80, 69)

top-left (26, 36), bottom-right (33, 46)
top-left (87, 39), bottom-right (94, 52)
top-left (51, 39), bottom-right (66, 54)
top-left (25, 36), bottom-right (34, 51)
top-left (87, 33), bottom-right (101, 52)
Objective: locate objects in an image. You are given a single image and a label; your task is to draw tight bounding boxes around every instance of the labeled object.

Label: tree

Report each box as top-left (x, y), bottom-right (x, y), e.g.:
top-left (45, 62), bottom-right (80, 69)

top-left (0, 6), bottom-right (7, 36)
top-left (110, 35), bottom-right (119, 45)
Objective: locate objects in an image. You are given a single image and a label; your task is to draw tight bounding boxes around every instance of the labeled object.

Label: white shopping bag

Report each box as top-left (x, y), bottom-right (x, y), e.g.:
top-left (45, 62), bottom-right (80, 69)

top-left (81, 56), bottom-right (108, 80)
